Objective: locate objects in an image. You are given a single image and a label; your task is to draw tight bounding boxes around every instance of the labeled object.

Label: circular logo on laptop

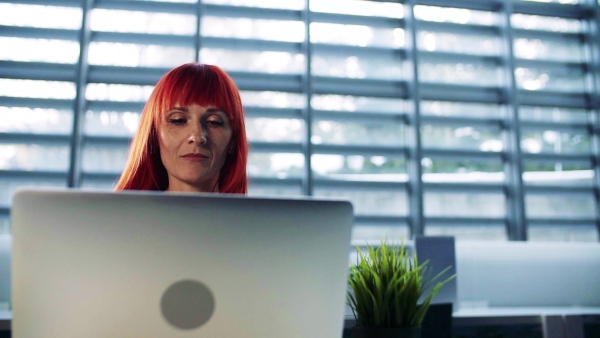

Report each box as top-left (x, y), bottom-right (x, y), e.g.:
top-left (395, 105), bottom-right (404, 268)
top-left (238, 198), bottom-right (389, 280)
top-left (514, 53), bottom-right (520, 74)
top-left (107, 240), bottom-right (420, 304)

top-left (160, 279), bottom-right (215, 330)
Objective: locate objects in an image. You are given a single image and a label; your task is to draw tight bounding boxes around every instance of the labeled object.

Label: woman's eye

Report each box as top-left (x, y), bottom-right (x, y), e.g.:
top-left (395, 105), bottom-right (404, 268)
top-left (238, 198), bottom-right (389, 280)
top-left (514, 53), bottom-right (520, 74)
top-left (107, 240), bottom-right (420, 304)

top-left (207, 119), bottom-right (224, 127)
top-left (168, 118), bottom-right (186, 125)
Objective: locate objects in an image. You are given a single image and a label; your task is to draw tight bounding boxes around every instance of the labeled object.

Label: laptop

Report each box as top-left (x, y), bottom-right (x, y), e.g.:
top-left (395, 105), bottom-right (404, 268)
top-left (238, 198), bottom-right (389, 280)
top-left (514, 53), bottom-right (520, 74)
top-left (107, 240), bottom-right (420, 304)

top-left (11, 189), bottom-right (354, 338)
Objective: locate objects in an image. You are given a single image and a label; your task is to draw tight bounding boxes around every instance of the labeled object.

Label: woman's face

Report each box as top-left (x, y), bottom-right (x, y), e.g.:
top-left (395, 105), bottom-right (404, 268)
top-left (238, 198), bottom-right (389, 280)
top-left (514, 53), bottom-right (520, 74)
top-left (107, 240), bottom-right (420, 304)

top-left (158, 104), bottom-right (232, 192)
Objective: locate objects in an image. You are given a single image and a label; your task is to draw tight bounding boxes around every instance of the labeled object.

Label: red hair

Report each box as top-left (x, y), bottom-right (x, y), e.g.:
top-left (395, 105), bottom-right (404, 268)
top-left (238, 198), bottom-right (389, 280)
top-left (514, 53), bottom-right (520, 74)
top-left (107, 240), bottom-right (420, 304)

top-left (115, 63), bottom-right (248, 194)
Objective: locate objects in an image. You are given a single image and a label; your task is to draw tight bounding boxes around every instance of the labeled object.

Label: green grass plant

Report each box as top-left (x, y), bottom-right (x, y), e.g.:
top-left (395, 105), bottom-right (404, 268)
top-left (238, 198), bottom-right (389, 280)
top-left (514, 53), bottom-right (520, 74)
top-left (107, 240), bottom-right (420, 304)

top-left (347, 240), bottom-right (455, 328)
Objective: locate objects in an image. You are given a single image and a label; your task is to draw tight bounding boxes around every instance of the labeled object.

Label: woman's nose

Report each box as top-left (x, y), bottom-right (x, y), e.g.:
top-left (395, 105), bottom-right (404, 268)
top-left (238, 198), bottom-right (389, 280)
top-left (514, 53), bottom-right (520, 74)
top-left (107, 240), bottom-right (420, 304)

top-left (188, 125), bottom-right (207, 144)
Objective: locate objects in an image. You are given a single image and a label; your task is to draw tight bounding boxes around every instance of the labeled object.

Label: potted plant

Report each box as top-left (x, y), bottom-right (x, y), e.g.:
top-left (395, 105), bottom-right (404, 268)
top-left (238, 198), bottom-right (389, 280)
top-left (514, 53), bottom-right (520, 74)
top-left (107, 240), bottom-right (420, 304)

top-left (347, 240), bottom-right (455, 338)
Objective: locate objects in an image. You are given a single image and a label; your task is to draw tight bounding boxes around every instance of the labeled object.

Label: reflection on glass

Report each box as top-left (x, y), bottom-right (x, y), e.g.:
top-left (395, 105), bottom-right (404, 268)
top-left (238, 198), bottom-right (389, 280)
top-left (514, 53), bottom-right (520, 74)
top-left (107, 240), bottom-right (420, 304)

top-left (311, 95), bottom-right (406, 113)
top-left (421, 101), bottom-right (504, 118)
top-left (85, 111), bottom-right (140, 137)
top-left (248, 152), bottom-right (304, 178)
top-left (0, 38), bottom-right (80, 64)
top-left (515, 67), bottom-right (586, 92)
top-left (421, 125), bottom-right (503, 151)
top-left (514, 37), bottom-right (583, 62)
top-left (312, 154), bottom-right (406, 182)
top-left (314, 188), bottom-right (408, 216)
top-left (511, 14), bottom-right (582, 33)
top-left (202, 17), bottom-right (305, 42)
top-left (241, 91), bottom-right (305, 109)
top-left (519, 106), bottom-right (588, 123)
top-left (311, 23), bottom-right (404, 48)
top-left (91, 9), bottom-right (196, 35)
top-left (312, 119), bottom-right (405, 146)
top-left (0, 107), bottom-right (72, 134)
top-left (204, 0), bottom-right (303, 9)
top-left (312, 54), bottom-right (405, 80)
top-left (0, 144), bottom-right (69, 171)
top-left (0, 4), bottom-right (81, 29)
top-left (419, 62), bottom-right (502, 86)
top-left (414, 5), bottom-right (498, 26)
top-left (86, 83), bottom-right (154, 102)
top-left (526, 193), bottom-right (596, 218)
top-left (82, 145), bottom-right (129, 173)
top-left (246, 118), bottom-right (304, 142)
top-left (529, 226), bottom-right (597, 243)
top-left (200, 49), bottom-right (305, 74)
top-left (523, 161), bottom-right (594, 186)
top-left (418, 31), bottom-right (500, 55)
top-left (88, 42), bottom-right (195, 67)
top-left (424, 192), bottom-right (505, 217)
top-left (425, 226), bottom-right (507, 241)
top-left (0, 79), bottom-right (75, 99)
top-left (520, 130), bottom-right (590, 154)
top-left (310, 0), bottom-right (403, 18)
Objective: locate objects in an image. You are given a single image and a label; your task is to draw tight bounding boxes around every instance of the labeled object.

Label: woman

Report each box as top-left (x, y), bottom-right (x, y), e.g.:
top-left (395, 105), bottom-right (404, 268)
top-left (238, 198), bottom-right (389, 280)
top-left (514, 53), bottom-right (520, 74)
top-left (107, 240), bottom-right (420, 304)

top-left (115, 63), bottom-right (248, 194)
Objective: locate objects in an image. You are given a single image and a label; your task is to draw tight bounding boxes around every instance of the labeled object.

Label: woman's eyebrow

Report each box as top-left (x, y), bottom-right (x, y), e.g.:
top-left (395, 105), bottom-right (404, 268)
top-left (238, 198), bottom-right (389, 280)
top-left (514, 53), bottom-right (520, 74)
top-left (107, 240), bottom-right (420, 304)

top-left (170, 107), bottom-right (189, 112)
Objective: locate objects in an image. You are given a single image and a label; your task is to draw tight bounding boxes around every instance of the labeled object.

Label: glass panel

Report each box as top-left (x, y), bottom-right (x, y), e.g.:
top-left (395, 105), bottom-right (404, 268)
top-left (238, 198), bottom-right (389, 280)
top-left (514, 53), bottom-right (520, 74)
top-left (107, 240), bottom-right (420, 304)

top-left (311, 0), bottom-right (403, 18)
top-left (314, 188), bottom-right (408, 216)
top-left (203, 0), bottom-right (304, 10)
top-left (248, 184), bottom-right (303, 196)
top-left (241, 91), bottom-right (305, 109)
top-left (418, 31), bottom-right (501, 56)
top-left (422, 158), bottom-right (503, 176)
top-left (0, 79), bottom-right (75, 99)
top-left (246, 118), bottom-right (304, 142)
top-left (311, 95), bottom-right (406, 113)
top-left (312, 155), bottom-right (407, 181)
top-left (312, 119), bottom-right (405, 146)
top-left (84, 111), bottom-right (140, 137)
top-left (82, 145), bottom-right (129, 173)
top-left (352, 224), bottom-right (410, 242)
top-left (421, 101), bottom-right (504, 119)
top-left (81, 178), bottom-right (118, 190)
top-left (0, 178), bottom-right (66, 206)
top-left (86, 84), bottom-right (154, 102)
top-left (425, 225), bottom-right (507, 241)
top-left (248, 152), bottom-right (304, 178)
top-left (519, 106), bottom-right (589, 123)
top-left (528, 225), bottom-right (598, 242)
top-left (424, 192), bottom-right (506, 217)
top-left (0, 38), bottom-right (80, 64)
top-left (202, 17), bottom-right (305, 42)
top-left (511, 14), bottom-right (582, 33)
top-left (419, 62), bottom-right (502, 86)
top-left (523, 160), bottom-right (594, 187)
top-left (0, 4), bottom-right (82, 29)
top-left (520, 130), bottom-right (590, 154)
top-left (421, 125), bottom-right (504, 151)
top-left (0, 107), bottom-right (72, 134)
top-left (311, 23), bottom-right (404, 48)
top-left (526, 193), bottom-right (596, 218)
top-left (0, 144), bottom-right (70, 171)
top-left (312, 53), bottom-right (406, 80)
top-left (88, 42), bottom-right (195, 67)
top-left (91, 9), bottom-right (196, 35)
top-left (414, 6), bottom-right (499, 26)
top-left (200, 49), bottom-right (305, 74)
top-left (515, 66), bottom-right (586, 92)
top-left (514, 37), bottom-right (584, 62)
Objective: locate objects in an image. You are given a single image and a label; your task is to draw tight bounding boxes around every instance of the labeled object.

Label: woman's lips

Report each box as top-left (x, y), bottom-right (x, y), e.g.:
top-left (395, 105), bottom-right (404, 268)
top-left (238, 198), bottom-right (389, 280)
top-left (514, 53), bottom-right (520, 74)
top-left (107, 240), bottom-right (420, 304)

top-left (182, 153), bottom-right (208, 162)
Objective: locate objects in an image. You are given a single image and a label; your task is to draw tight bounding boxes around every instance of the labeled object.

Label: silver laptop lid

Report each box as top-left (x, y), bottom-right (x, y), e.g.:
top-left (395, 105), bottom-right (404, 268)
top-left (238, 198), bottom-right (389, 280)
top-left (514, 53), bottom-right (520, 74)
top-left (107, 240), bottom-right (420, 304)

top-left (12, 189), bottom-right (353, 338)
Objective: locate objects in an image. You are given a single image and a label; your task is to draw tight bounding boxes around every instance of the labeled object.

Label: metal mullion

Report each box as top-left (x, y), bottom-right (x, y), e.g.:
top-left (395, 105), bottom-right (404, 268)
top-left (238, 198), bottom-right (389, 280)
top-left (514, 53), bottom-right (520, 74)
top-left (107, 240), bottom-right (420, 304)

top-left (518, 90), bottom-right (590, 108)
top-left (314, 179), bottom-right (407, 191)
top-left (94, 0), bottom-right (194, 14)
top-left (311, 11), bottom-right (405, 28)
top-left (424, 182), bottom-right (505, 193)
top-left (514, 58), bottom-right (586, 71)
top-left (406, 0), bottom-right (424, 238)
top-left (415, 20), bottom-right (501, 36)
top-left (202, 37), bottom-right (301, 53)
top-left (422, 148), bottom-right (504, 161)
top-left (0, 0), bottom-right (81, 7)
top-left (92, 31), bottom-right (194, 47)
top-left (528, 218), bottom-right (598, 226)
top-left (86, 100), bottom-right (144, 112)
top-left (0, 97), bottom-right (72, 110)
top-left (204, 4), bottom-right (301, 21)
top-left (248, 177), bottom-right (303, 188)
top-left (421, 115), bottom-right (504, 128)
top-left (302, 0), bottom-right (313, 196)
top-left (425, 216), bottom-right (506, 227)
top-left (354, 215), bottom-right (409, 225)
top-left (520, 120), bottom-right (590, 131)
top-left (0, 60), bottom-right (77, 82)
top-left (67, 0), bottom-right (92, 188)
top-left (419, 51), bottom-right (503, 66)
top-left (313, 110), bottom-right (408, 124)
top-left (415, 0), bottom-right (503, 12)
top-left (512, 1), bottom-right (593, 19)
top-left (312, 77), bottom-right (408, 99)
top-left (420, 83), bottom-right (506, 103)
top-left (0, 132), bottom-right (69, 144)
top-left (244, 107), bottom-right (303, 119)
top-left (313, 144), bottom-right (408, 157)
top-left (512, 28), bottom-right (584, 42)
top-left (502, 0), bottom-right (526, 241)
top-left (524, 185), bottom-right (596, 194)
top-left (0, 25), bottom-right (79, 40)
top-left (195, 0), bottom-right (202, 62)
top-left (312, 43), bottom-right (406, 59)
top-left (88, 65), bottom-right (167, 86)
top-left (249, 141), bottom-right (303, 153)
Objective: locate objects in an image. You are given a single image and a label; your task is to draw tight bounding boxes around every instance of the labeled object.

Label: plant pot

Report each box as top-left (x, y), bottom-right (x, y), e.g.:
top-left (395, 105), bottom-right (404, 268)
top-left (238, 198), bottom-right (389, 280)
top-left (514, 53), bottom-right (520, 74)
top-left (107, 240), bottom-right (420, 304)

top-left (351, 326), bottom-right (422, 338)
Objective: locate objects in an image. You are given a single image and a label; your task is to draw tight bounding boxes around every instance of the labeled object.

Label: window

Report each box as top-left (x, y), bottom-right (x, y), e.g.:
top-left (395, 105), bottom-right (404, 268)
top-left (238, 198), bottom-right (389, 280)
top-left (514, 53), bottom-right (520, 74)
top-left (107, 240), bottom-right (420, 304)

top-left (1, 0), bottom-right (599, 241)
